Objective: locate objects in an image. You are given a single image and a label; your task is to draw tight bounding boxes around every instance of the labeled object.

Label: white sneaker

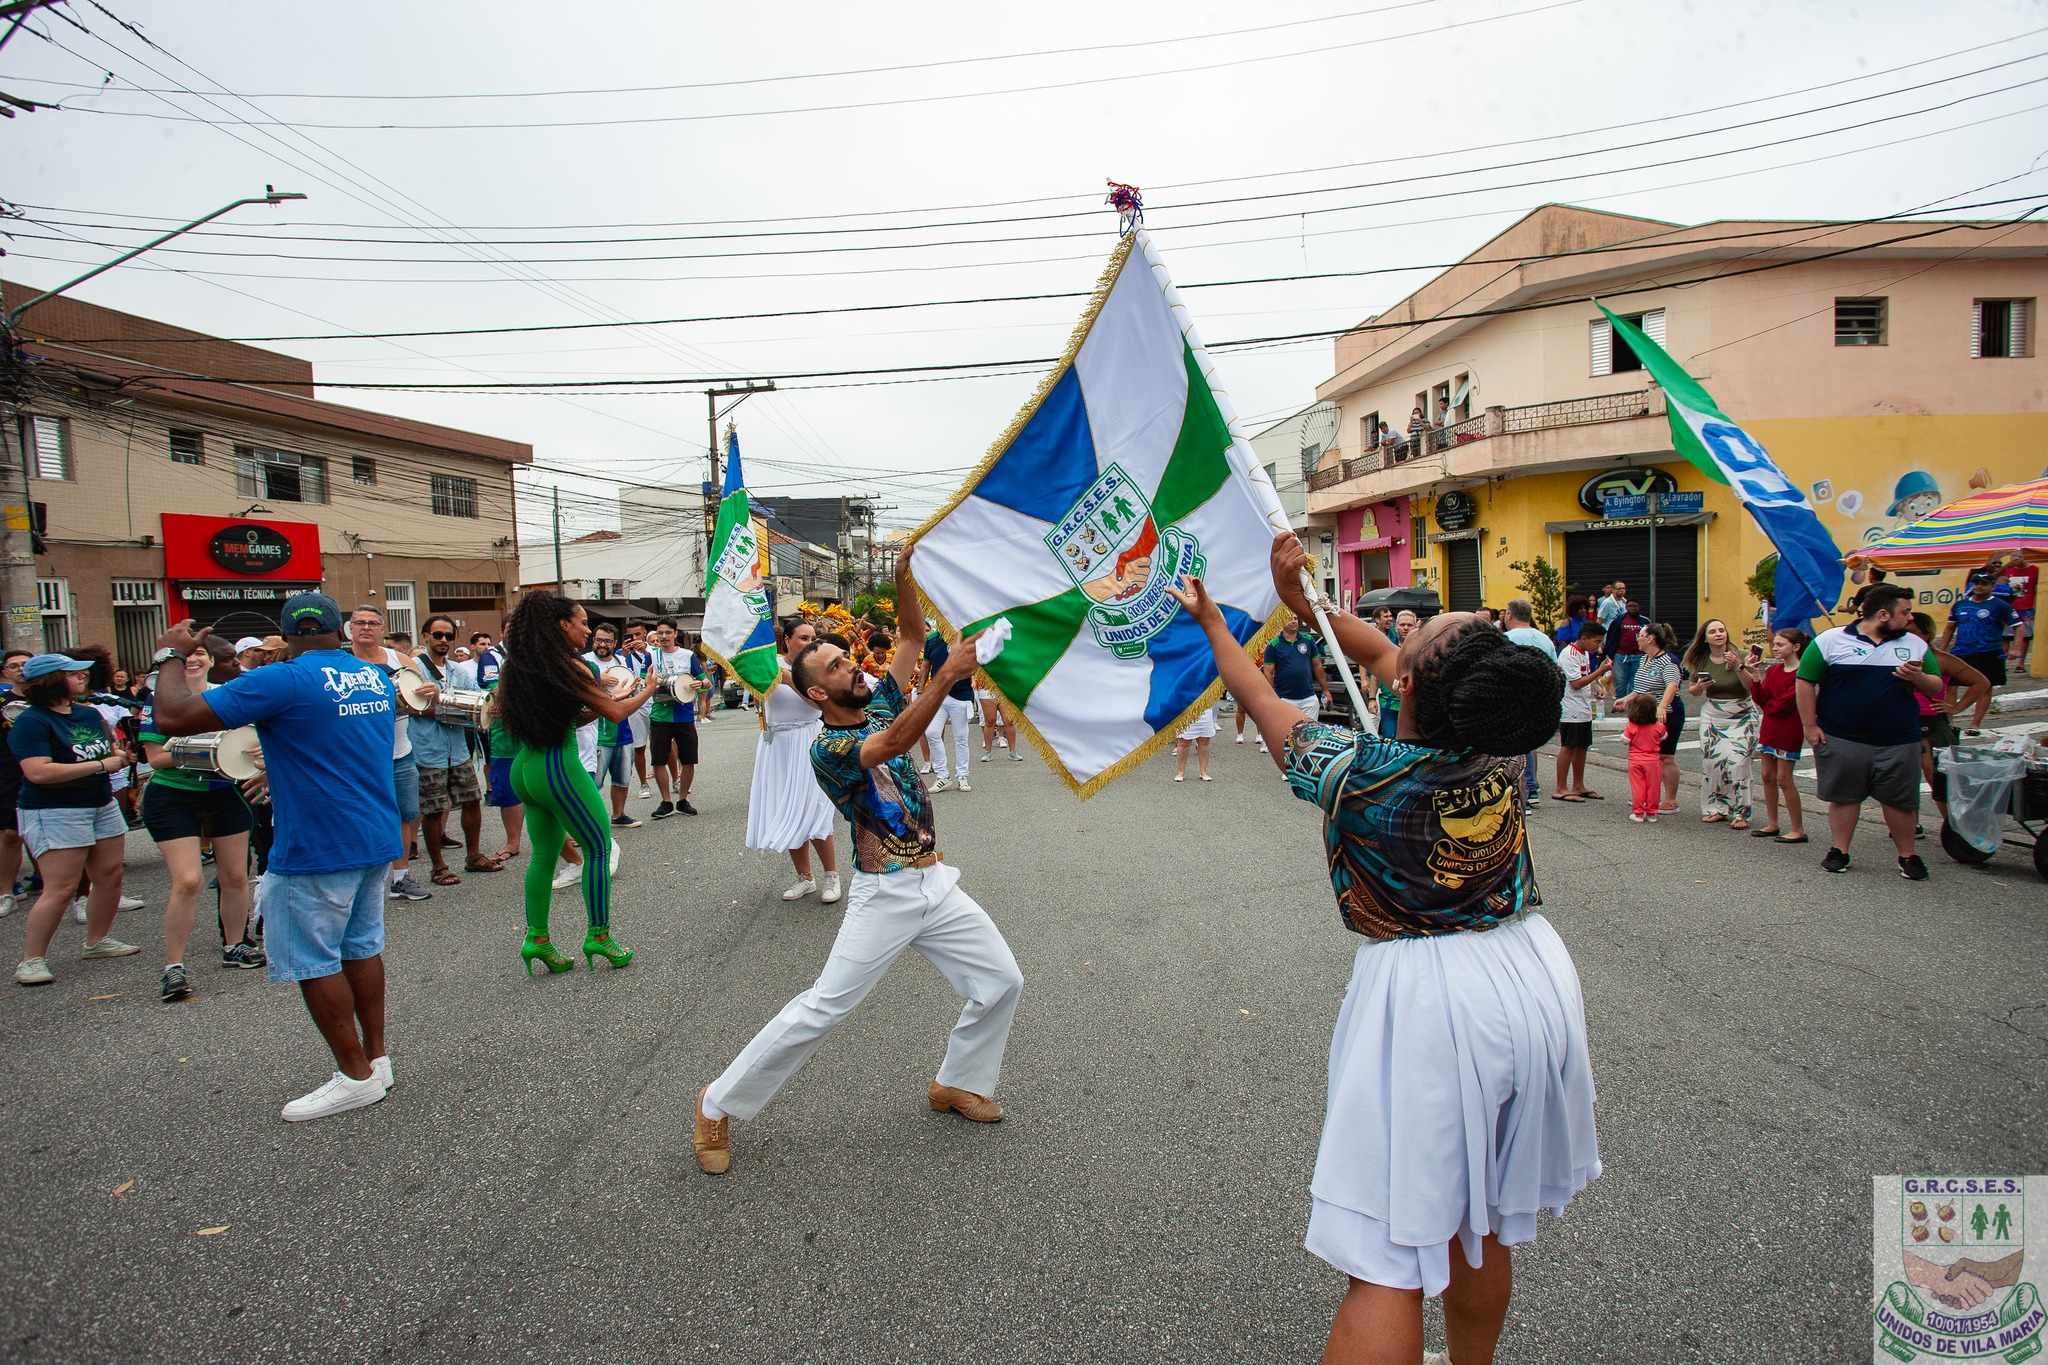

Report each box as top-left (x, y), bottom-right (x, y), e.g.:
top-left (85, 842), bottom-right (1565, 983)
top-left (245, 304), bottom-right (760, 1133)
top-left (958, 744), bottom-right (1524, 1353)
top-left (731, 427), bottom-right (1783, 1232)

top-left (819, 872), bottom-right (842, 904)
top-left (117, 894), bottom-right (145, 912)
top-left (608, 841), bottom-right (620, 877)
top-left (931, 778), bottom-right (957, 792)
top-left (980, 750), bottom-right (992, 762)
top-left (919, 762), bottom-right (934, 774)
top-left (280, 1070), bottom-right (388, 1123)
top-left (781, 878), bottom-right (816, 901)
top-left (551, 861), bottom-right (582, 891)
top-left (68, 896), bottom-right (87, 924)
top-left (80, 937), bottom-right (140, 959)
top-left (996, 736), bottom-right (1009, 749)
top-left (957, 779), bottom-right (972, 792)
top-left (1423, 1353), bottom-right (1453, 1365)
top-left (637, 785), bottom-right (653, 800)
top-left (14, 956), bottom-right (53, 986)
top-left (0, 892), bottom-right (14, 917)
top-left (1234, 734), bottom-right (1244, 744)
top-left (371, 1055), bottom-right (394, 1090)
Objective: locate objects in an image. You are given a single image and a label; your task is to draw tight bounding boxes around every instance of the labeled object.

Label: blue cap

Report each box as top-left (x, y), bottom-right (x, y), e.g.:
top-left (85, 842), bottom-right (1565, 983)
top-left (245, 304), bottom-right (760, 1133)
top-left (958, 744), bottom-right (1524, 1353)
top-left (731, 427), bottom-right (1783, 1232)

top-left (22, 652), bottom-right (91, 680)
top-left (1887, 470), bottom-right (1942, 516)
top-left (280, 591), bottom-right (343, 635)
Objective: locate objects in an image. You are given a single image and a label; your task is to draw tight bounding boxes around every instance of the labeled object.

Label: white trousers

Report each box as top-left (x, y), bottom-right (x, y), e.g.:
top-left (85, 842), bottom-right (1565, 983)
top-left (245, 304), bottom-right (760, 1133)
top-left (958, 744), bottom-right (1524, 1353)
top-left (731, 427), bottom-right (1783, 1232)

top-left (924, 695), bottom-right (976, 780)
top-left (706, 861), bottom-right (1024, 1121)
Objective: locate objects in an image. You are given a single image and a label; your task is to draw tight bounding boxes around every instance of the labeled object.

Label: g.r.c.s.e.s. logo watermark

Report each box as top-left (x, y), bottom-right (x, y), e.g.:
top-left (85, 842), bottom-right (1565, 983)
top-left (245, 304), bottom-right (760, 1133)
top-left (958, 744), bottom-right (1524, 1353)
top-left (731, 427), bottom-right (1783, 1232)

top-left (1875, 1176), bottom-right (2042, 1362)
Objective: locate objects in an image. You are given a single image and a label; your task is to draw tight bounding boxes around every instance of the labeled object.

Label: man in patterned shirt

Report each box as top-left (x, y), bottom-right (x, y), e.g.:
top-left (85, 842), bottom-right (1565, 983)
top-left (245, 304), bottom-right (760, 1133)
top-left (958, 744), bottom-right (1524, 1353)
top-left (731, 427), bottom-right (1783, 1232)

top-left (692, 544), bottom-right (1024, 1175)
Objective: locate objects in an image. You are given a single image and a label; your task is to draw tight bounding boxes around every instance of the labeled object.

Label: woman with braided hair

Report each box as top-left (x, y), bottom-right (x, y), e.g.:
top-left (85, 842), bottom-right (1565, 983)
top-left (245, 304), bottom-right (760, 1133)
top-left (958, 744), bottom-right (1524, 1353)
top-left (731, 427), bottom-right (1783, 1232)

top-left (497, 591), bottom-right (658, 974)
top-left (1169, 532), bottom-right (1600, 1365)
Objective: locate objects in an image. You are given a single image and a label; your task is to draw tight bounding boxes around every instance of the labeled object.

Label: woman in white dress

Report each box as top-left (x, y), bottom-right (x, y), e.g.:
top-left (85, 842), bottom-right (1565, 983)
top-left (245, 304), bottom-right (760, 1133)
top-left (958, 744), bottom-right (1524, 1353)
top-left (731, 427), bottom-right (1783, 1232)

top-left (1171, 534), bottom-right (1598, 1365)
top-left (746, 621), bottom-right (840, 904)
top-left (1173, 705), bottom-right (1216, 782)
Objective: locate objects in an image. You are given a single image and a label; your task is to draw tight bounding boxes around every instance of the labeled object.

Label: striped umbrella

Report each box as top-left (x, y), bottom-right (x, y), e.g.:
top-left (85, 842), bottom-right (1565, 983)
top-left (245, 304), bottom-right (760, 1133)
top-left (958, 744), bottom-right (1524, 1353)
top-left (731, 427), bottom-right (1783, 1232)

top-left (1847, 475), bottom-right (2048, 570)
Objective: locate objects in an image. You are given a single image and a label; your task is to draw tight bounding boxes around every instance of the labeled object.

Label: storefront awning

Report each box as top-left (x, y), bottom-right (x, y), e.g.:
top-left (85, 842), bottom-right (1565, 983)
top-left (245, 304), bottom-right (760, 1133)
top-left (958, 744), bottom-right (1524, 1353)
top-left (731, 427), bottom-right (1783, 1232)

top-left (1336, 537), bottom-right (1394, 552)
top-left (1544, 511), bottom-right (1717, 534)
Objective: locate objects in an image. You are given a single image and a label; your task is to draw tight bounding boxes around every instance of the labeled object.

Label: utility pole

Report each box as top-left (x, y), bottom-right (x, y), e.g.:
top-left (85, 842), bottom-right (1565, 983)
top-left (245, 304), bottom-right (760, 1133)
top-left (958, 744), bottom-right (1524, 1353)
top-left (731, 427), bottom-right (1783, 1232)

top-left (0, 186), bottom-right (306, 653)
top-left (552, 486), bottom-right (564, 589)
top-left (703, 381), bottom-right (775, 541)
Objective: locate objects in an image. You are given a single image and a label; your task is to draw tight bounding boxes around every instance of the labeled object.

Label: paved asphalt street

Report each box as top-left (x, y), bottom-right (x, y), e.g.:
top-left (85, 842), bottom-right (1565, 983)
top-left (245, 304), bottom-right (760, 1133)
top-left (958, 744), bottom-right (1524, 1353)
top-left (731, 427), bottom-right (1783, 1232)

top-left (2, 697), bottom-right (2044, 1364)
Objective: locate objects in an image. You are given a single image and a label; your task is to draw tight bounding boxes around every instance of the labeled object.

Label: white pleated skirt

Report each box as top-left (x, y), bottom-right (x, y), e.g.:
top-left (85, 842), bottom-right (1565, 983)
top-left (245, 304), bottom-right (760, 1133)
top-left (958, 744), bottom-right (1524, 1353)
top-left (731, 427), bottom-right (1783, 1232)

top-left (1304, 913), bottom-right (1601, 1297)
top-left (1177, 707), bottom-right (1219, 740)
top-left (745, 720), bottom-right (836, 853)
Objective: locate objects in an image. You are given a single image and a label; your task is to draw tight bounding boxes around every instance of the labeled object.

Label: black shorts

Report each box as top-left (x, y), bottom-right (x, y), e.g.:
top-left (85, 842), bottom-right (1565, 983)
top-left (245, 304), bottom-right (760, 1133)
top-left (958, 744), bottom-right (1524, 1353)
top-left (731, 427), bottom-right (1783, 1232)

top-left (647, 720), bottom-right (699, 766)
top-left (1557, 721), bottom-right (1593, 749)
top-left (1960, 651), bottom-right (2008, 688)
top-left (141, 781), bottom-right (254, 843)
top-left (1660, 705), bottom-right (1685, 755)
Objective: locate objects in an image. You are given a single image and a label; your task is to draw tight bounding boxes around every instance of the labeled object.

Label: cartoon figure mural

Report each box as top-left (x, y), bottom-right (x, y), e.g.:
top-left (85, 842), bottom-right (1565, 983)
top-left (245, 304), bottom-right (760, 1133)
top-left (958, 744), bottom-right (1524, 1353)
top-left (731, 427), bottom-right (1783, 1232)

top-left (1881, 470), bottom-right (1944, 539)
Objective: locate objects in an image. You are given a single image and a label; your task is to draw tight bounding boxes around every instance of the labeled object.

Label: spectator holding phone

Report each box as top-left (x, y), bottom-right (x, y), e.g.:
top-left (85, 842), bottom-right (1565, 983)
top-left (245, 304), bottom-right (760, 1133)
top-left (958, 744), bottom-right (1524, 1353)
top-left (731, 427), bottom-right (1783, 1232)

top-left (1683, 619), bottom-right (1757, 828)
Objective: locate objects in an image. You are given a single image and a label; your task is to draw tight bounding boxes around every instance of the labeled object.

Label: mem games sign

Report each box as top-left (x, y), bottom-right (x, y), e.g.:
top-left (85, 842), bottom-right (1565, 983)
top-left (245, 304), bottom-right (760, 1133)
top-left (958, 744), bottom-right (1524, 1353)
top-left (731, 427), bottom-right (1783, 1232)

top-left (1875, 1176), bottom-right (2043, 1362)
top-left (161, 513), bottom-right (322, 583)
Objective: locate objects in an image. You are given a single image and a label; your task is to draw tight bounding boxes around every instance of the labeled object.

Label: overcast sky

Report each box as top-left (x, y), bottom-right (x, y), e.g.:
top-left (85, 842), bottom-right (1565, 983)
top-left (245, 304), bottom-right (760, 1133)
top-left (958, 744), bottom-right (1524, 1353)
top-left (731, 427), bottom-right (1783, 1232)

top-left (6, 0), bottom-right (2045, 541)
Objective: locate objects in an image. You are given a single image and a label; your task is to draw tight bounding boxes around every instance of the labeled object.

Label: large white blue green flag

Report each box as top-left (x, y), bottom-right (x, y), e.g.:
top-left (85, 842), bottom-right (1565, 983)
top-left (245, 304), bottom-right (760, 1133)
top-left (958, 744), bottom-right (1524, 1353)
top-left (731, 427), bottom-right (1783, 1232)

top-left (700, 428), bottom-right (780, 697)
top-left (909, 228), bottom-right (1292, 797)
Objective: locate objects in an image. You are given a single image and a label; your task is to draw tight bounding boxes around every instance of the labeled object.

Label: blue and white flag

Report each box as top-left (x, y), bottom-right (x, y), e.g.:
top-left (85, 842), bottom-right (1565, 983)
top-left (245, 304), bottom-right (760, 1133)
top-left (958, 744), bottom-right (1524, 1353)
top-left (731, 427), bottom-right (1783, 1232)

top-left (1601, 306), bottom-right (1846, 631)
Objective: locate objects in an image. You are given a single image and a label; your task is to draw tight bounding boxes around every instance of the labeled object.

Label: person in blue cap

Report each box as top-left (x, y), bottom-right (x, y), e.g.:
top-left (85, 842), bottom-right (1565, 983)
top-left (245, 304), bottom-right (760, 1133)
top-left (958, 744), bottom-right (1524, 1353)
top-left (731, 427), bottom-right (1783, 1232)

top-left (10, 653), bottom-right (141, 987)
top-left (147, 592), bottom-right (405, 1123)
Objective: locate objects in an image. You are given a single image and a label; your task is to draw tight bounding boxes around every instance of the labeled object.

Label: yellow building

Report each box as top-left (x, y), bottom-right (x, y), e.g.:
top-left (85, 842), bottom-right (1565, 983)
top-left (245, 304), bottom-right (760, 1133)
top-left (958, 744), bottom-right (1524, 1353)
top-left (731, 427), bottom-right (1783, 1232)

top-left (1306, 206), bottom-right (2046, 658)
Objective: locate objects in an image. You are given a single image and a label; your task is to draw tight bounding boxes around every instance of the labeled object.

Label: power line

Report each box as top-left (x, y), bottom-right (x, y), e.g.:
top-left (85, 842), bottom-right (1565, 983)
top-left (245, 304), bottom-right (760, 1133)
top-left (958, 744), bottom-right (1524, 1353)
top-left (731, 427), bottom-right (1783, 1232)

top-left (45, 0), bottom-right (1585, 130)
top-left (16, 0), bottom-right (1448, 100)
top-left (19, 55), bottom-right (2048, 267)
top-left (25, 197), bottom-right (2045, 347)
top-left (70, 215), bottom-right (2039, 393)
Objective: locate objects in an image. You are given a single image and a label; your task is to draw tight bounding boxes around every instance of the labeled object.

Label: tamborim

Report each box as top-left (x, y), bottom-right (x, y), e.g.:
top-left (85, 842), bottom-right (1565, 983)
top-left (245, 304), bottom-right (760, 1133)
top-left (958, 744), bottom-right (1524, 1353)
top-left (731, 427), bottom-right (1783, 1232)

top-left (390, 666), bottom-right (436, 717)
top-left (163, 726), bottom-right (262, 781)
top-left (654, 673), bottom-right (695, 703)
top-left (600, 665), bottom-right (639, 700)
top-left (433, 688), bottom-right (491, 729)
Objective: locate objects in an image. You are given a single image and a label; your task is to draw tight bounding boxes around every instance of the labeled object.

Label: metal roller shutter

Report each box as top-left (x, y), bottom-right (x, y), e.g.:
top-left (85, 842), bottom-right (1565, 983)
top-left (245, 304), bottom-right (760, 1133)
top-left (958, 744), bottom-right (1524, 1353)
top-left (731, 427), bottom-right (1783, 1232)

top-left (1563, 526), bottom-right (1700, 644)
top-left (1442, 538), bottom-right (1482, 612)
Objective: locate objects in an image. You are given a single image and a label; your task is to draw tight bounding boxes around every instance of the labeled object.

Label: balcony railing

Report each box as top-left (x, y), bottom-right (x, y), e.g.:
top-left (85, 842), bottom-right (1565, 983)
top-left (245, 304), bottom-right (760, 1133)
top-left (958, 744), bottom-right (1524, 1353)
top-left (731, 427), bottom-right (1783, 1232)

top-left (1500, 389), bottom-right (1656, 433)
top-left (1304, 389), bottom-right (1658, 492)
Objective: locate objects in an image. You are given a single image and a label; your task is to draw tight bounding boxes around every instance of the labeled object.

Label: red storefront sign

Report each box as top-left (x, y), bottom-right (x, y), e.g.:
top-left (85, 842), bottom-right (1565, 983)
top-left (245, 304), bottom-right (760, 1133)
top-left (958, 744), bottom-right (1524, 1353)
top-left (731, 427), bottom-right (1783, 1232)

top-left (160, 513), bottom-right (323, 624)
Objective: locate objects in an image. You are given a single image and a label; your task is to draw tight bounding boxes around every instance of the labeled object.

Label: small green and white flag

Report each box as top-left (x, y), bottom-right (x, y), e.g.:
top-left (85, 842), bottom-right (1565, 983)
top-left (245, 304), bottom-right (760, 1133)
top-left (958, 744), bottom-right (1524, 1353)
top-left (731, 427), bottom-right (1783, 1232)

top-left (909, 227), bottom-right (1292, 797)
top-left (699, 428), bottom-right (780, 697)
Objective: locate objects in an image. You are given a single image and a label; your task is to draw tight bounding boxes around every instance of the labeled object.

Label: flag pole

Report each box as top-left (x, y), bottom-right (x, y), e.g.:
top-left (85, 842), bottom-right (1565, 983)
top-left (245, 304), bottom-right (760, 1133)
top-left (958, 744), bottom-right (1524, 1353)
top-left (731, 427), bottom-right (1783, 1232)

top-left (1297, 569), bottom-right (1373, 722)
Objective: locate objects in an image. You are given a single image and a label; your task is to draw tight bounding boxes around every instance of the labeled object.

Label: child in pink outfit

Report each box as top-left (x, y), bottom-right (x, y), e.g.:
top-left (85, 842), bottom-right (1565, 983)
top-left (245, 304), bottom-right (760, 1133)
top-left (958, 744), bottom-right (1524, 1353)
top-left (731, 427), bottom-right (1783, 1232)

top-left (1623, 692), bottom-right (1666, 822)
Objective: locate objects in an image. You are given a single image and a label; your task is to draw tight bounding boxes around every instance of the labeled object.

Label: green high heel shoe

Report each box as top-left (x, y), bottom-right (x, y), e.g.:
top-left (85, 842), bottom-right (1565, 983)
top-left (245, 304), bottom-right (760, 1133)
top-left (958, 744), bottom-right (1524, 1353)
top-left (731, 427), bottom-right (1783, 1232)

top-left (583, 929), bottom-right (633, 971)
top-left (522, 933), bottom-right (575, 976)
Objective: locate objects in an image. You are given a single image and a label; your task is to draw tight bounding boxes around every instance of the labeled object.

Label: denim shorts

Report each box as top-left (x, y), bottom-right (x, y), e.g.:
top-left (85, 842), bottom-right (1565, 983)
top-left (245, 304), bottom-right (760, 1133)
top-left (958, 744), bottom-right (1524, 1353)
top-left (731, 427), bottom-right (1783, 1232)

top-left (392, 751), bottom-right (420, 823)
top-left (1756, 743), bottom-right (1802, 763)
top-left (258, 863), bottom-right (386, 983)
top-left (19, 801), bottom-right (128, 857)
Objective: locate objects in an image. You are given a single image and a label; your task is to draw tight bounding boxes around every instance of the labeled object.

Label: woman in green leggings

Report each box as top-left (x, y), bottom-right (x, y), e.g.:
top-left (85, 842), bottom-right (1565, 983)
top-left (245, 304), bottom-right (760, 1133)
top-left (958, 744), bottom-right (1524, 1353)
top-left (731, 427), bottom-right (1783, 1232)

top-left (496, 591), bottom-right (658, 974)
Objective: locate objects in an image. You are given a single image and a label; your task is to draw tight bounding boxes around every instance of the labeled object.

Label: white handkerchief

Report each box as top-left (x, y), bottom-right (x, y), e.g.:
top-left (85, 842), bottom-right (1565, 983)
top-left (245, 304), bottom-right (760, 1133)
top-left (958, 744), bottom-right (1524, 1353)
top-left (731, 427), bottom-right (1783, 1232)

top-left (975, 616), bottom-right (1013, 665)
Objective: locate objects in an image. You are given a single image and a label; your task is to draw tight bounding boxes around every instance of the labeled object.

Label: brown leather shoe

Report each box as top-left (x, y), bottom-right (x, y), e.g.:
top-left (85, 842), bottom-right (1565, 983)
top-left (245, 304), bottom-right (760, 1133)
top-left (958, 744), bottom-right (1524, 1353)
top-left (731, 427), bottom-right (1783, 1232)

top-left (693, 1085), bottom-right (730, 1174)
top-left (929, 1081), bottom-right (1003, 1123)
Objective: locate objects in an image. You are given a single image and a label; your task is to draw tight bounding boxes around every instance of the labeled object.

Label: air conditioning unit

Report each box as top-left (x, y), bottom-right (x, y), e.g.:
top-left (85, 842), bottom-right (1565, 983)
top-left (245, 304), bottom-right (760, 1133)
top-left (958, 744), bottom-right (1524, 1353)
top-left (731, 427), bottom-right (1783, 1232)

top-left (558, 578), bottom-right (592, 600)
top-left (602, 578), bottom-right (636, 601)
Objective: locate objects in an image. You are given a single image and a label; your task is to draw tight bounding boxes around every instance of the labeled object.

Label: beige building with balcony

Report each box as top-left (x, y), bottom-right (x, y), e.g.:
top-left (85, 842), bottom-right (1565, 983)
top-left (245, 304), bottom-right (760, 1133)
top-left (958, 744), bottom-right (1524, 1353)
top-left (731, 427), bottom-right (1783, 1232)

top-left (1307, 206), bottom-right (2046, 645)
top-left (3, 283), bottom-right (531, 667)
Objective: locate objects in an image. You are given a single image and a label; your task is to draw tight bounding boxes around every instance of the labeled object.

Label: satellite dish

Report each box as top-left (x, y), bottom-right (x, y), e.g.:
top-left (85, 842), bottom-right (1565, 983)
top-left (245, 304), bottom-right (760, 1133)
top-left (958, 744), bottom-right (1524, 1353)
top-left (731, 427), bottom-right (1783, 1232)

top-left (1299, 402), bottom-right (1339, 474)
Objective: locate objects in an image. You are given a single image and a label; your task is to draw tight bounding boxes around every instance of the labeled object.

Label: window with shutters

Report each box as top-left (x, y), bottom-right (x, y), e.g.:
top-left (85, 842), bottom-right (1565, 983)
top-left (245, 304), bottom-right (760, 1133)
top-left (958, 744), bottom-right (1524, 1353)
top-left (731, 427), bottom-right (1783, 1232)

top-left (37, 577), bottom-right (72, 652)
top-left (352, 456), bottom-right (377, 487)
top-left (1972, 299), bottom-right (2033, 358)
top-left (168, 428), bottom-right (204, 465)
top-left (1834, 298), bottom-right (1886, 346)
top-left (23, 415), bottom-right (71, 480)
top-left (1590, 309), bottom-right (1664, 376)
top-left (234, 446), bottom-right (328, 503)
top-left (1360, 411), bottom-right (1380, 450)
top-left (431, 472), bottom-right (479, 518)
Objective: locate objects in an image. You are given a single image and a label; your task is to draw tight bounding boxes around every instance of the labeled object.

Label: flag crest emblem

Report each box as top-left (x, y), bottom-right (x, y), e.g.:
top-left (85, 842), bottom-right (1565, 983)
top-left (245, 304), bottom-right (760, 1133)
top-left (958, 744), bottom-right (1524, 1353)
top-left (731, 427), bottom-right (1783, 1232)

top-left (909, 227), bottom-right (1292, 797)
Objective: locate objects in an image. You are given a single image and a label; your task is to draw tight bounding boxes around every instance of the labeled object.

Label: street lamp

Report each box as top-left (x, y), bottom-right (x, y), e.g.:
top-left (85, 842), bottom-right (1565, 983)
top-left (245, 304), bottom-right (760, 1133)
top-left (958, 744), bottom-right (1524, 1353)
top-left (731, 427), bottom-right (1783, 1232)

top-left (0, 186), bottom-right (307, 653)
top-left (5, 185), bottom-right (307, 327)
